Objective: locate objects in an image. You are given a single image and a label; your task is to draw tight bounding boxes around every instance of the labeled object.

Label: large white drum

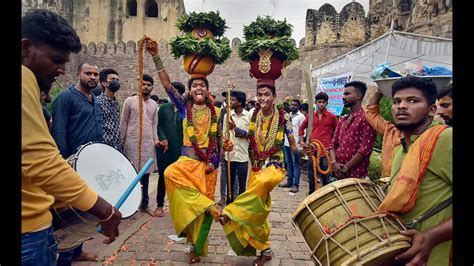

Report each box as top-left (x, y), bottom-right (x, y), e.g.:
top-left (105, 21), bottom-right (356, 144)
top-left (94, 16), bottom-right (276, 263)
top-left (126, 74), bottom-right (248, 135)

top-left (52, 142), bottom-right (142, 252)
top-left (67, 142), bottom-right (141, 218)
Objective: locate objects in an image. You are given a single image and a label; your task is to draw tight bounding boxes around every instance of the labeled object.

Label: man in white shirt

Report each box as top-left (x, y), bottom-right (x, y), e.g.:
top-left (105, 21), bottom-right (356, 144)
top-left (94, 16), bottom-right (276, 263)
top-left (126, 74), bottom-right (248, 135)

top-left (222, 90), bottom-right (251, 204)
top-left (279, 98), bottom-right (306, 193)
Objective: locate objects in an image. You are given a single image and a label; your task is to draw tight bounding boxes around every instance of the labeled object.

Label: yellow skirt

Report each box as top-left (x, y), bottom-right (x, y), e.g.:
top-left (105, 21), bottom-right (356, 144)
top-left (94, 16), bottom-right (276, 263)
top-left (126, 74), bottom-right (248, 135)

top-left (164, 156), bottom-right (217, 256)
top-left (222, 165), bottom-right (285, 256)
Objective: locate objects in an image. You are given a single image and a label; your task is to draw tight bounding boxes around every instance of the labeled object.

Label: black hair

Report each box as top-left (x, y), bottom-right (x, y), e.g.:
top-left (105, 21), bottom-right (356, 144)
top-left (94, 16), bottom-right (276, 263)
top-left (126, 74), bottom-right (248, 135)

top-left (77, 62), bottom-right (99, 73)
top-left (392, 76), bottom-right (437, 105)
top-left (22, 9), bottom-right (82, 53)
top-left (99, 68), bottom-right (118, 83)
top-left (283, 102), bottom-right (290, 112)
top-left (345, 81), bottom-right (368, 98)
top-left (248, 100), bottom-right (256, 106)
top-left (143, 74), bottom-right (154, 85)
top-left (231, 90), bottom-right (247, 108)
top-left (188, 77), bottom-right (209, 90)
top-left (437, 82), bottom-right (452, 99)
top-left (150, 95), bottom-right (159, 102)
top-left (215, 101), bottom-right (223, 108)
top-left (159, 99), bottom-right (169, 104)
top-left (300, 103), bottom-right (309, 112)
top-left (315, 92), bottom-right (329, 102)
top-left (256, 84), bottom-right (276, 96)
top-left (291, 98), bottom-right (301, 106)
top-left (171, 81), bottom-right (186, 95)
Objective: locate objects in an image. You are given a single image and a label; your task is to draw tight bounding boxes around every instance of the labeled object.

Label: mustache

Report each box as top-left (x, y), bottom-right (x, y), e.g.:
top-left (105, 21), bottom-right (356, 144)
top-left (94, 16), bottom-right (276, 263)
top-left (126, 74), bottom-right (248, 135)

top-left (396, 111), bottom-right (409, 116)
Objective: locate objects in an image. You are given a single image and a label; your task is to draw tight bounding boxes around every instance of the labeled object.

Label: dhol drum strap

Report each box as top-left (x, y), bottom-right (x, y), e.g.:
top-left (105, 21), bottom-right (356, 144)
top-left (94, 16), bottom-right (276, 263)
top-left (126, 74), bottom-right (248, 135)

top-left (405, 196), bottom-right (452, 229)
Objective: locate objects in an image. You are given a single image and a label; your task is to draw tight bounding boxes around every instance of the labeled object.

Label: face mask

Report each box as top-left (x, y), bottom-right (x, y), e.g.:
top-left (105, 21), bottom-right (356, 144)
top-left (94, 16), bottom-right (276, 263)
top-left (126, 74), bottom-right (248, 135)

top-left (109, 80), bottom-right (120, 92)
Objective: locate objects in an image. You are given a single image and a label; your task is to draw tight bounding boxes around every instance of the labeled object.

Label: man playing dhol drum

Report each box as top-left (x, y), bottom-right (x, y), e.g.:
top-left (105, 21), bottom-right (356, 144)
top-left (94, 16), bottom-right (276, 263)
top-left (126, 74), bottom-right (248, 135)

top-left (218, 81), bottom-right (297, 266)
top-left (22, 8), bottom-right (121, 266)
top-left (379, 76), bottom-right (452, 266)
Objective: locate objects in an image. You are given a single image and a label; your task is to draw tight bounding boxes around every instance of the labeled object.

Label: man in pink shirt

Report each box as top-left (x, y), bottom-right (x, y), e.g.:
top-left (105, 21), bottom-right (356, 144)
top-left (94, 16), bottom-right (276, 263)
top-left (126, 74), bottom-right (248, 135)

top-left (329, 81), bottom-right (376, 179)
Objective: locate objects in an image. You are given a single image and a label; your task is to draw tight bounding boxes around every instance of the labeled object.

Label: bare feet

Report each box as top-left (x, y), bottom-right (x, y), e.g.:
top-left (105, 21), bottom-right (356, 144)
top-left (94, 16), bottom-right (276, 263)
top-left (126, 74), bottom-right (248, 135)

top-left (218, 214), bottom-right (230, 225)
top-left (103, 237), bottom-right (115, 244)
top-left (188, 252), bottom-right (200, 264)
top-left (154, 207), bottom-right (165, 217)
top-left (253, 254), bottom-right (272, 266)
top-left (73, 251), bottom-right (99, 262)
top-left (139, 207), bottom-right (155, 217)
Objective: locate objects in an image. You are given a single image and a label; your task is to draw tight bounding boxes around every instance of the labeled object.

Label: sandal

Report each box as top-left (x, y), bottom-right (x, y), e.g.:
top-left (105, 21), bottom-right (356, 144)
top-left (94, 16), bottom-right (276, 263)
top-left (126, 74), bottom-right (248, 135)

top-left (253, 254), bottom-right (272, 266)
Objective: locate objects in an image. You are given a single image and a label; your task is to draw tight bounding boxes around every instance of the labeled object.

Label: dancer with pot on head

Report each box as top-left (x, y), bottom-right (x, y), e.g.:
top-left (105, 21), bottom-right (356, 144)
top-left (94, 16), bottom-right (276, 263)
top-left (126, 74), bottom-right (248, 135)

top-left (145, 38), bottom-right (225, 263)
top-left (217, 16), bottom-right (300, 266)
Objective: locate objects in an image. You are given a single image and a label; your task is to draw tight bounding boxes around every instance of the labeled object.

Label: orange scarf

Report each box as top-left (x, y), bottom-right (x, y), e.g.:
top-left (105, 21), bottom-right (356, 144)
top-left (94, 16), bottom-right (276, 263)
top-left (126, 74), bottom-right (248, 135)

top-left (379, 124), bottom-right (447, 213)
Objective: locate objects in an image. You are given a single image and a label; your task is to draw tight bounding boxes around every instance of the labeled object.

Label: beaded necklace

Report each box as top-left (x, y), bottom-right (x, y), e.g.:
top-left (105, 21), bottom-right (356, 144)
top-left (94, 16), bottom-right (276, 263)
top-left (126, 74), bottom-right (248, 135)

top-left (247, 103), bottom-right (285, 171)
top-left (186, 97), bottom-right (219, 173)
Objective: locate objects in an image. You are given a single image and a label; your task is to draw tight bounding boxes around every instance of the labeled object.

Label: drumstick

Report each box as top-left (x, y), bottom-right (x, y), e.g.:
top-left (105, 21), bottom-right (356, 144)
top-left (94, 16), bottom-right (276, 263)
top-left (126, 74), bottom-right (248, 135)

top-left (97, 158), bottom-right (155, 233)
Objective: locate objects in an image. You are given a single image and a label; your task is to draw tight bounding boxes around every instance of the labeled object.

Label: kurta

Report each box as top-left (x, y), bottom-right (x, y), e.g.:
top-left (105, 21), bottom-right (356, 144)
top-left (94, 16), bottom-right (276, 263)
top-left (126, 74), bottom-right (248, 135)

top-left (120, 96), bottom-right (158, 173)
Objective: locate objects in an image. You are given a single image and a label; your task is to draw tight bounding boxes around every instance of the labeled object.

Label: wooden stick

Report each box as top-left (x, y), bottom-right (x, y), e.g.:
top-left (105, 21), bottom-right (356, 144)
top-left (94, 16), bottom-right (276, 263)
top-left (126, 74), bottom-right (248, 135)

top-left (225, 81), bottom-right (233, 203)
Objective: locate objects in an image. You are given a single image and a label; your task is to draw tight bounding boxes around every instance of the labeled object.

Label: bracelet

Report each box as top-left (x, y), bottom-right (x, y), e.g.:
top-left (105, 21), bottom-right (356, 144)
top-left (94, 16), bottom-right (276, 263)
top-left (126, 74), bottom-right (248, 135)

top-left (152, 55), bottom-right (164, 72)
top-left (98, 207), bottom-right (115, 222)
top-left (331, 160), bottom-right (337, 164)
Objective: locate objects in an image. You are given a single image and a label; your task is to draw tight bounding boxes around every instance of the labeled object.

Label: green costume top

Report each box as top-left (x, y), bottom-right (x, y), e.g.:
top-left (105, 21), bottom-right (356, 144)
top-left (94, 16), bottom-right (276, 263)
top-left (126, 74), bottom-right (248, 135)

top-left (388, 121), bottom-right (452, 266)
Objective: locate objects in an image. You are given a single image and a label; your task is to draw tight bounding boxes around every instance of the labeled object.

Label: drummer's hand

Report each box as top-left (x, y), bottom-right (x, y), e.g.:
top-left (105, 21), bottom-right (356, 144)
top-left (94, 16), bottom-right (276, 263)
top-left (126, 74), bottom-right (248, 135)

top-left (145, 37), bottom-right (159, 56)
top-left (395, 230), bottom-right (433, 266)
top-left (99, 207), bottom-right (122, 240)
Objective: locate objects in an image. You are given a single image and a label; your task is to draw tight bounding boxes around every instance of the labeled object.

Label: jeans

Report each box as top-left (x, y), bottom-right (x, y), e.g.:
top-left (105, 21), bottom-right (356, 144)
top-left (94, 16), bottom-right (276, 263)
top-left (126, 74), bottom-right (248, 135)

top-left (308, 156), bottom-right (334, 194)
top-left (57, 244), bottom-right (83, 266)
top-left (22, 226), bottom-right (58, 266)
top-left (220, 160), bottom-right (243, 202)
top-left (283, 145), bottom-right (301, 188)
top-left (140, 173), bottom-right (151, 209)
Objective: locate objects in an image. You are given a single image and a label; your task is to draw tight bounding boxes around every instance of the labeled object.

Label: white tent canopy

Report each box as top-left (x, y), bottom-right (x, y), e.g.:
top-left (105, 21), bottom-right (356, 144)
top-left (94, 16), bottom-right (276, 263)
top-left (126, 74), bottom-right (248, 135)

top-left (310, 30), bottom-right (453, 84)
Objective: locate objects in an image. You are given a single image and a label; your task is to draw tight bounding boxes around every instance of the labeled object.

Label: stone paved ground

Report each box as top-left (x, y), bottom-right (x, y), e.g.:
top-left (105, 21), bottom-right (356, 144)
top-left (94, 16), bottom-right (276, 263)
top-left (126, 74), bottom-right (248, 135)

top-left (73, 169), bottom-right (317, 265)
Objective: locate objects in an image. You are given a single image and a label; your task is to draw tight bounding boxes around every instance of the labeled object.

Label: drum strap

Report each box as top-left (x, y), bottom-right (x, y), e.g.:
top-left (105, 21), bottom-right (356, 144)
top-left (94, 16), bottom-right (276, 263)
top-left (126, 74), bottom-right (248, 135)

top-left (405, 197), bottom-right (452, 229)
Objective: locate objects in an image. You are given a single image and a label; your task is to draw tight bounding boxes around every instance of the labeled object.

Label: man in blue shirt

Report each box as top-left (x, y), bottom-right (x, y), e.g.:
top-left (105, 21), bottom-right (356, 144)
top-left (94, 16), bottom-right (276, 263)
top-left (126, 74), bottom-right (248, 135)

top-left (52, 63), bottom-right (103, 158)
top-left (51, 62), bottom-right (103, 264)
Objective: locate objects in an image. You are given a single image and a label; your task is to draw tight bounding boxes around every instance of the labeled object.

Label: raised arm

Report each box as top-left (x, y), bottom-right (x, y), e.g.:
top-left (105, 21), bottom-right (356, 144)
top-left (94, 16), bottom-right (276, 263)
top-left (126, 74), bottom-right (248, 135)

top-left (145, 37), bottom-right (185, 118)
top-left (365, 90), bottom-right (389, 134)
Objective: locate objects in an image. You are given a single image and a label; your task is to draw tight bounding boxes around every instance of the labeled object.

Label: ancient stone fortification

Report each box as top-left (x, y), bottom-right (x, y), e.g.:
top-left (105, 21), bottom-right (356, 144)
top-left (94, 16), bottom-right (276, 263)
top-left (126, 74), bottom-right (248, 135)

top-left (23, 0), bottom-right (452, 104)
top-left (22, 0), bottom-right (185, 44)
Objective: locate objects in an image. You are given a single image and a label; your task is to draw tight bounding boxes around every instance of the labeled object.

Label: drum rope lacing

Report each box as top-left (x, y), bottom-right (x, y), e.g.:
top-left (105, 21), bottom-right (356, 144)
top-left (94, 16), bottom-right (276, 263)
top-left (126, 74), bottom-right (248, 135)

top-left (300, 180), bottom-right (408, 263)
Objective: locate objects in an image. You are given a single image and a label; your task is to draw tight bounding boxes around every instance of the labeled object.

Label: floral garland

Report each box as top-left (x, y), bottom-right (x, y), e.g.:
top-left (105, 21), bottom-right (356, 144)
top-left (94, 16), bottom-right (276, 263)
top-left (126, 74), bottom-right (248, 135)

top-left (186, 97), bottom-right (219, 173)
top-left (247, 102), bottom-right (285, 171)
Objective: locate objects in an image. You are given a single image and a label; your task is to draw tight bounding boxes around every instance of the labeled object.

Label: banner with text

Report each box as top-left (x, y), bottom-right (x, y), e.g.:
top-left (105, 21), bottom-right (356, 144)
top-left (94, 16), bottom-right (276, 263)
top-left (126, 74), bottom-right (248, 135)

top-left (316, 72), bottom-right (352, 115)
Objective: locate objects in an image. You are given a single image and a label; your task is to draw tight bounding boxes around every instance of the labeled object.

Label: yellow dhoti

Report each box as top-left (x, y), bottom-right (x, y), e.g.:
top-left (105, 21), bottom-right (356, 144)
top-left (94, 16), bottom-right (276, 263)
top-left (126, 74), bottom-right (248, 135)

top-left (222, 165), bottom-right (285, 256)
top-left (164, 156), bottom-right (217, 256)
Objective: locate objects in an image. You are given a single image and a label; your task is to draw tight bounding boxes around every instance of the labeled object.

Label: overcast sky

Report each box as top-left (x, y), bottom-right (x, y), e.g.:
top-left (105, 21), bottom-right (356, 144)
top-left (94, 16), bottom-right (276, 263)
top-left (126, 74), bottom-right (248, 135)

top-left (183, 0), bottom-right (370, 46)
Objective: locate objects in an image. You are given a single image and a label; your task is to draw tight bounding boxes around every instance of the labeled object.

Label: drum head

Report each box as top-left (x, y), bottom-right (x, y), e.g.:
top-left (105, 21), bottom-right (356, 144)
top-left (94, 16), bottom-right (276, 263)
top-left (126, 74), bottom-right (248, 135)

top-left (74, 143), bottom-right (141, 218)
